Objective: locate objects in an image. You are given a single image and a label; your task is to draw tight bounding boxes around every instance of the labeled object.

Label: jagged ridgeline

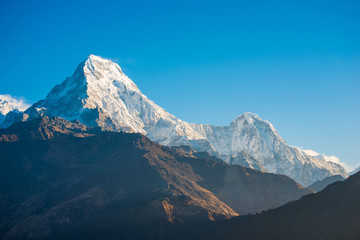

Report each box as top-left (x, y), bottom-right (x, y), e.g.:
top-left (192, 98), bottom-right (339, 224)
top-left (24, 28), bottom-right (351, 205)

top-left (0, 55), bottom-right (347, 185)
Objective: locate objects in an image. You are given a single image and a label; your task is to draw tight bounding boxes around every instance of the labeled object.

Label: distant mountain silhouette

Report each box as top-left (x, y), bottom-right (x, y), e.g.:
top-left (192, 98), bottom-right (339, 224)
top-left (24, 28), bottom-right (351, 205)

top-left (308, 175), bottom-right (345, 192)
top-left (0, 117), bottom-right (311, 239)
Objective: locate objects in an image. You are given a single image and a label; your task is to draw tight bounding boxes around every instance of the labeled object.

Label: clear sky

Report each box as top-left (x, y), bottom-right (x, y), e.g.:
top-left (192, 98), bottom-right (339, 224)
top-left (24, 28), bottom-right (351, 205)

top-left (1, 0), bottom-right (359, 169)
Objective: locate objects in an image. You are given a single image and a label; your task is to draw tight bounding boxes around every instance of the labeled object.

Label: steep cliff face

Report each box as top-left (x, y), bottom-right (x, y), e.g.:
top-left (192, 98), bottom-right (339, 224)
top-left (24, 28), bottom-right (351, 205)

top-left (1, 55), bottom-right (347, 185)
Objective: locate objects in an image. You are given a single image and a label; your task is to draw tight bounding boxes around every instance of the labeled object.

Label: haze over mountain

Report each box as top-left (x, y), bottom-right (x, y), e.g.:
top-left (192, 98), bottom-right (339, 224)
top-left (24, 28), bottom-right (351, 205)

top-left (0, 116), bottom-right (311, 239)
top-left (0, 55), bottom-right (347, 185)
top-left (350, 166), bottom-right (360, 175)
top-left (307, 175), bottom-right (345, 192)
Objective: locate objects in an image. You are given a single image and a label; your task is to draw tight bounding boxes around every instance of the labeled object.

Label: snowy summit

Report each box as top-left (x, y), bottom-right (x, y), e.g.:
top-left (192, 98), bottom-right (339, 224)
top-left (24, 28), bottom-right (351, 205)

top-left (1, 55), bottom-right (348, 186)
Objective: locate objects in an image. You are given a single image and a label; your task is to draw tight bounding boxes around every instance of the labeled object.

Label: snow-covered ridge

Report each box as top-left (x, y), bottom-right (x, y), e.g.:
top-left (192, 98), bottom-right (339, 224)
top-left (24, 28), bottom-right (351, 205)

top-left (1, 55), bottom-right (348, 185)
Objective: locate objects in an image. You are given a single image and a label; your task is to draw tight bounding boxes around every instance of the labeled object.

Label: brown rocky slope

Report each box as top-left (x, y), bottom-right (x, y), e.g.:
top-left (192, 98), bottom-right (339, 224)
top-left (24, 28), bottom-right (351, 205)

top-left (0, 117), bottom-right (311, 239)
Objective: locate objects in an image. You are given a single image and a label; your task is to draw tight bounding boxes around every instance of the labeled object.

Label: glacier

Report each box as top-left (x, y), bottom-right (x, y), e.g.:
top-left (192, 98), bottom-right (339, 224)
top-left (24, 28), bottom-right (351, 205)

top-left (1, 54), bottom-right (348, 186)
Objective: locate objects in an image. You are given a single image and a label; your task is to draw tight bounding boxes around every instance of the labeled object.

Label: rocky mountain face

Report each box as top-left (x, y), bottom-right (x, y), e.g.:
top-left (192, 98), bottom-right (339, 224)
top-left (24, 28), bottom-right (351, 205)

top-left (0, 116), bottom-right (97, 142)
top-left (201, 172), bottom-right (360, 240)
top-left (1, 55), bottom-right (347, 185)
top-left (0, 117), bottom-right (311, 239)
top-left (308, 175), bottom-right (345, 192)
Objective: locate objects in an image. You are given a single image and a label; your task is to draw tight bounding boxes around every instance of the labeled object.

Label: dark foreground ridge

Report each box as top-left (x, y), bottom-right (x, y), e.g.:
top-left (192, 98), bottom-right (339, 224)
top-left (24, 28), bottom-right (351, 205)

top-left (200, 171), bottom-right (360, 240)
top-left (0, 117), bottom-right (311, 239)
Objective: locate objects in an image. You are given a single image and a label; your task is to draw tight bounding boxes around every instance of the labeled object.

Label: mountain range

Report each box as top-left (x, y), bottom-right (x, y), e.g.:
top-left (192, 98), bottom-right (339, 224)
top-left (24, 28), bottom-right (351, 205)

top-left (0, 116), bottom-right (311, 239)
top-left (0, 55), bottom-right (348, 186)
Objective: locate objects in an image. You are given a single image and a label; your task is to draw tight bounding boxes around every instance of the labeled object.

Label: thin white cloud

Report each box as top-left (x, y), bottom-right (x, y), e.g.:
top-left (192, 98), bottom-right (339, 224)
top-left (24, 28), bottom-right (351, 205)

top-left (323, 156), bottom-right (352, 172)
top-left (0, 94), bottom-right (31, 112)
top-left (296, 147), bottom-right (352, 172)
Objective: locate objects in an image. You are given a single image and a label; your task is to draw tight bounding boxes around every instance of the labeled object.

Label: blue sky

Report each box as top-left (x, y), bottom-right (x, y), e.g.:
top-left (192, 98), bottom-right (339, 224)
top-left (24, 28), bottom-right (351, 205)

top-left (1, 0), bottom-right (359, 169)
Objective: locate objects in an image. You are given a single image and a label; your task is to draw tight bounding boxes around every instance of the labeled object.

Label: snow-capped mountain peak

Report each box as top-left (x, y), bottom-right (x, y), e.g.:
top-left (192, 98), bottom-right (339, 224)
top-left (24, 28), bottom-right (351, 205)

top-left (84, 54), bottom-right (140, 93)
top-left (2, 55), bottom-right (348, 186)
top-left (22, 55), bottom-right (197, 139)
top-left (231, 112), bottom-right (281, 137)
top-left (235, 112), bottom-right (261, 121)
